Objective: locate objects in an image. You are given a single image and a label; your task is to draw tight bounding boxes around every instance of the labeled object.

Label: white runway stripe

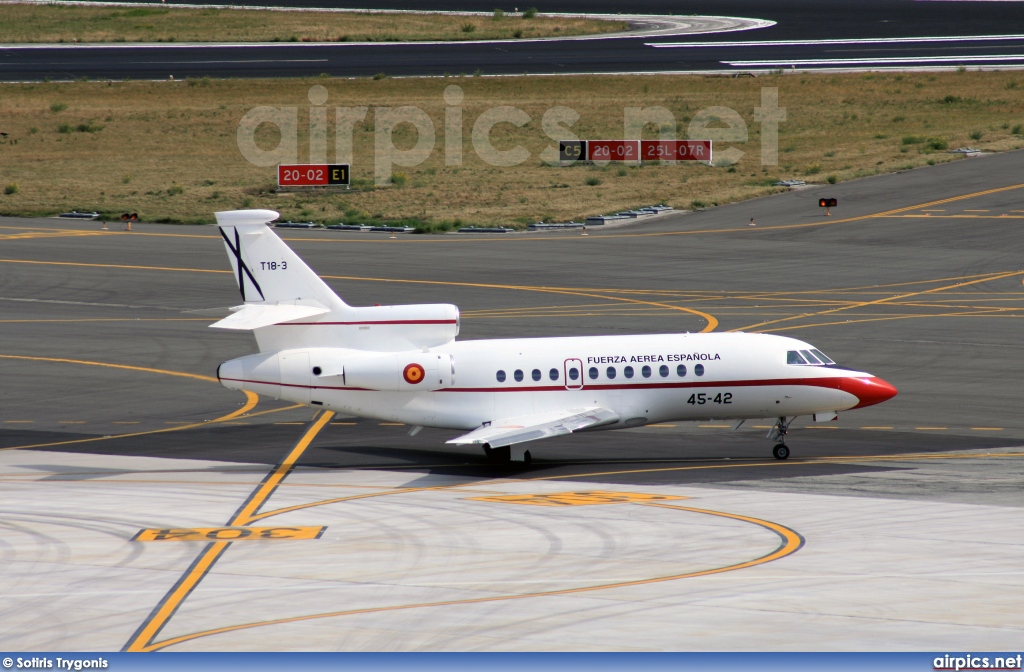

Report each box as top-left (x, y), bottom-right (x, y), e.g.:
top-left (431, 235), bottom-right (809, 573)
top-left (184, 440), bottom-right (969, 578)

top-left (723, 54), bottom-right (1024, 67)
top-left (649, 34), bottom-right (1024, 48)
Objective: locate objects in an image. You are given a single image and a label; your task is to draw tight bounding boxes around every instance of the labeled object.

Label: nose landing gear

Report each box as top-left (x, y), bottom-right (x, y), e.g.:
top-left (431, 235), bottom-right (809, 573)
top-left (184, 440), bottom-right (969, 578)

top-left (767, 416), bottom-right (792, 460)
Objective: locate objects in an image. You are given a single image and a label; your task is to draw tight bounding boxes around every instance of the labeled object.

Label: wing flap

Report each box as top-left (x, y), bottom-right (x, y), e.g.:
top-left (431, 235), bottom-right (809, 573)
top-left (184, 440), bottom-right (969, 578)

top-left (209, 301), bottom-right (329, 330)
top-left (447, 407), bottom-right (618, 447)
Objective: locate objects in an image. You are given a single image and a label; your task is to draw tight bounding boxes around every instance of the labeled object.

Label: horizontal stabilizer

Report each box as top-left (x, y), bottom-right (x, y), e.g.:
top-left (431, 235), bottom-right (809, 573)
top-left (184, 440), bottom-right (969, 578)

top-left (209, 301), bottom-right (330, 330)
top-left (447, 407), bottom-right (618, 447)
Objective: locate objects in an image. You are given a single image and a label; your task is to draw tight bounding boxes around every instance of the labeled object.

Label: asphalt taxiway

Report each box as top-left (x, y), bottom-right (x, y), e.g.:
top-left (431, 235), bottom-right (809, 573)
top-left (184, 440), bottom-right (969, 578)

top-left (1, 150), bottom-right (1023, 650)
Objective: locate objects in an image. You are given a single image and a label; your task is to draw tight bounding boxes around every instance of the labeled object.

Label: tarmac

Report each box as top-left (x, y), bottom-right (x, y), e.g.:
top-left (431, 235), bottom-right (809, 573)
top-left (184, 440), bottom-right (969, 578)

top-left (1, 149), bottom-right (1023, 650)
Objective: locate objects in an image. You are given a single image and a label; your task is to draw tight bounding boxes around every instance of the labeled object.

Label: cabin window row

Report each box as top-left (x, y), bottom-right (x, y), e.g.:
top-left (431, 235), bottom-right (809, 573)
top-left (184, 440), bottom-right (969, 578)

top-left (495, 363), bottom-right (705, 383)
top-left (495, 368), bottom-right (561, 383)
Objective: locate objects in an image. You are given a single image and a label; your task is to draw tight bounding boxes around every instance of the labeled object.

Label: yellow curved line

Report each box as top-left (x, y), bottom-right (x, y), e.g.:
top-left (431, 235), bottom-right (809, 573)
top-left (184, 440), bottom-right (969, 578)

top-left (0, 256), bottom-right (699, 304)
top-left (0, 354), bottom-right (217, 382)
top-left (297, 182), bottom-right (1024, 243)
top-left (216, 448), bottom-right (1024, 522)
top-left (5, 181), bottom-right (1022, 248)
top-left (732, 269), bottom-right (1024, 333)
top-left (247, 482), bottom-right (469, 522)
top-left (763, 311), bottom-right (1024, 333)
top-left (0, 355), bottom-right (262, 451)
top-left (141, 504), bottom-right (803, 651)
top-left (134, 449), bottom-right (1023, 650)
top-left (19, 451), bottom-right (1023, 487)
top-left (0, 402), bottom-right (300, 453)
top-left (320, 274), bottom-right (719, 332)
top-left (573, 181), bottom-right (1024, 241)
top-left (524, 450), bottom-right (1024, 482)
top-left (218, 391), bottom-right (259, 421)
top-left (0, 259), bottom-right (719, 332)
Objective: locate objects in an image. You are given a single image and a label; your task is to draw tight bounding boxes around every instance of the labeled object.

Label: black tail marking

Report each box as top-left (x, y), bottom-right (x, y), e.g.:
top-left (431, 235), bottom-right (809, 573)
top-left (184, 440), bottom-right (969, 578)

top-left (219, 226), bottom-right (265, 302)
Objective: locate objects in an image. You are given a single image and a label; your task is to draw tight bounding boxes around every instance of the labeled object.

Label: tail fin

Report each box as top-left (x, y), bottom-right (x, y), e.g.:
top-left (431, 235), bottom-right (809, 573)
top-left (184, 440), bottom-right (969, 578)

top-left (214, 209), bottom-right (346, 311)
top-left (211, 209), bottom-right (460, 353)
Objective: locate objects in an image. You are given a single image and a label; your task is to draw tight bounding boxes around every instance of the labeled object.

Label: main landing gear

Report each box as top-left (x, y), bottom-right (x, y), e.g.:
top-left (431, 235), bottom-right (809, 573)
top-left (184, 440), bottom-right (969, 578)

top-left (767, 416), bottom-right (792, 460)
top-left (483, 444), bottom-right (531, 465)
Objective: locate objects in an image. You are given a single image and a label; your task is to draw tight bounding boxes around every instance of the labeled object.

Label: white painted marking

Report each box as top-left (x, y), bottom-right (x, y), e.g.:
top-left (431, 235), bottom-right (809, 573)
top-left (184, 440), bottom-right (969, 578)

top-left (649, 34), bottom-right (1024, 48)
top-left (723, 55), bottom-right (1024, 67)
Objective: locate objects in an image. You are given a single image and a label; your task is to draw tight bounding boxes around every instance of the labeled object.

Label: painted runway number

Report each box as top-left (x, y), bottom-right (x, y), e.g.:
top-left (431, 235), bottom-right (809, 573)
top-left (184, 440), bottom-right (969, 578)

top-left (133, 526), bottom-right (326, 542)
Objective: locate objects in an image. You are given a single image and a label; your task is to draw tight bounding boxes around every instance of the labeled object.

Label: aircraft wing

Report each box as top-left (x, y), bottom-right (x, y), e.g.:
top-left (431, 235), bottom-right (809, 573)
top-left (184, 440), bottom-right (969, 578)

top-left (446, 407), bottom-right (618, 447)
top-left (209, 301), bottom-right (329, 330)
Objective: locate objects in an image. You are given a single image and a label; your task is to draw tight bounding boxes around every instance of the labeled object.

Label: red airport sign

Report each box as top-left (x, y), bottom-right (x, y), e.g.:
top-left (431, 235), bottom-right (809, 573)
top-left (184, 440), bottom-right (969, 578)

top-left (641, 140), bottom-right (712, 161)
top-left (588, 140), bottom-right (640, 162)
top-left (558, 140), bottom-right (712, 163)
top-left (278, 164), bottom-right (350, 187)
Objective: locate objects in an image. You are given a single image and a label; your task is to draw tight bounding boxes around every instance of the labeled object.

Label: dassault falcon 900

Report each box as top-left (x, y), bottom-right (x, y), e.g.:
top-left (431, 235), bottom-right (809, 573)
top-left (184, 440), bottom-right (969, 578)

top-left (213, 209), bottom-right (897, 463)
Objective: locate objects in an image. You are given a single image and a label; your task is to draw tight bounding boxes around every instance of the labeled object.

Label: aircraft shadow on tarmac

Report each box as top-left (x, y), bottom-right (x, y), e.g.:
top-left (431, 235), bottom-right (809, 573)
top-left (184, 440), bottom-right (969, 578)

top-left (300, 430), bottom-right (1013, 484)
top-left (5, 425), bottom-right (1013, 485)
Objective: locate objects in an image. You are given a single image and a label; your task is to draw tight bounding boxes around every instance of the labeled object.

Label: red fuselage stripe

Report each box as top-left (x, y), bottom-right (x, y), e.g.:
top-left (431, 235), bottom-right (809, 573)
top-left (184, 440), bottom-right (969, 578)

top-left (220, 376), bottom-right (848, 393)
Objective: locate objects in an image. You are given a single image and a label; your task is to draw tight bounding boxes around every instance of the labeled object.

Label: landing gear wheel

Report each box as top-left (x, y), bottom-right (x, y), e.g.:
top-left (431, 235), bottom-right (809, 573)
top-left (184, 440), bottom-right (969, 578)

top-left (523, 450), bottom-right (532, 465)
top-left (483, 445), bottom-right (511, 464)
top-left (772, 444), bottom-right (790, 460)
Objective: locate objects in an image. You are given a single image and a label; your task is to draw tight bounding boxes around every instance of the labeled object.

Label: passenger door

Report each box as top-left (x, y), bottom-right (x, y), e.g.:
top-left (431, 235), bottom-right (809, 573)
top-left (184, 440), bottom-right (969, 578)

top-left (564, 358), bottom-right (583, 390)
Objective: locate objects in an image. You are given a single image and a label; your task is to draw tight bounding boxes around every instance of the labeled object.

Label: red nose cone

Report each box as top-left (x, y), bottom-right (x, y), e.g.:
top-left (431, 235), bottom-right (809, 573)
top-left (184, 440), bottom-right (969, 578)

top-left (840, 376), bottom-right (898, 409)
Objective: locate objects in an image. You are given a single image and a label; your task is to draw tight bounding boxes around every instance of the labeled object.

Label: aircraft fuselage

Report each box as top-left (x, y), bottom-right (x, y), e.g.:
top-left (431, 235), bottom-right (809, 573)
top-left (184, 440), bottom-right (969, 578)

top-left (218, 331), bottom-right (894, 431)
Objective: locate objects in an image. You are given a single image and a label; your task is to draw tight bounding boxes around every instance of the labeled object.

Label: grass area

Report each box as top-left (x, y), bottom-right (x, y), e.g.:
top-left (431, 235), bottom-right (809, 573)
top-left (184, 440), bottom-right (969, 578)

top-left (0, 3), bottom-right (626, 43)
top-left (1, 71), bottom-right (1023, 228)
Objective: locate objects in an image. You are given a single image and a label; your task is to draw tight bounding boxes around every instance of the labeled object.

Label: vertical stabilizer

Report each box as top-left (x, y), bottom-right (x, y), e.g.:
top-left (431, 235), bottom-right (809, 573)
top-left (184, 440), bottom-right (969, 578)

top-left (215, 209), bottom-right (347, 310)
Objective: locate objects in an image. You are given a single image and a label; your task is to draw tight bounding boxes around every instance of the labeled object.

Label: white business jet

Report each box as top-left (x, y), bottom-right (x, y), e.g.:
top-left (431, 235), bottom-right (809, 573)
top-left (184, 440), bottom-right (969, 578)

top-left (213, 210), bottom-right (897, 463)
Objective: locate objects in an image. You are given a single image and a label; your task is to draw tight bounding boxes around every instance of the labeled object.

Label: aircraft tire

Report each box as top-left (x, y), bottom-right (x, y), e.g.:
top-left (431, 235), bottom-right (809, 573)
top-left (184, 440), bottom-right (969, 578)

top-left (772, 444), bottom-right (790, 460)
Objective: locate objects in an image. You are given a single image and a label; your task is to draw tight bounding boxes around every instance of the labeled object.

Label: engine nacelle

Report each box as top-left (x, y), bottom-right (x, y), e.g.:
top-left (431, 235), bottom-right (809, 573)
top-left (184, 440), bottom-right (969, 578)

top-left (343, 351), bottom-right (455, 391)
top-left (220, 348), bottom-right (457, 401)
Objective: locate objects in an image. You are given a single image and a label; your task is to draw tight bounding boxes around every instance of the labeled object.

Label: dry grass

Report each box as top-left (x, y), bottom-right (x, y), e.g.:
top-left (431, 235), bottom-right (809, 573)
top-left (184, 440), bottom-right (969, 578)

top-left (1, 71), bottom-right (1023, 227)
top-left (0, 3), bottom-right (625, 43)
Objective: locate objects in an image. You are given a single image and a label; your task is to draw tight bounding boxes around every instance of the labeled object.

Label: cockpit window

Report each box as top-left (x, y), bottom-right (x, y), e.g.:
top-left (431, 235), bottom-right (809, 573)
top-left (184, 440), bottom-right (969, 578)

top-left (800, 349), bottom-right (821, 364)
top-left (810, 349), bottom-right (835, 365)
top-left (788, 349), bottom-right (838, 366)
